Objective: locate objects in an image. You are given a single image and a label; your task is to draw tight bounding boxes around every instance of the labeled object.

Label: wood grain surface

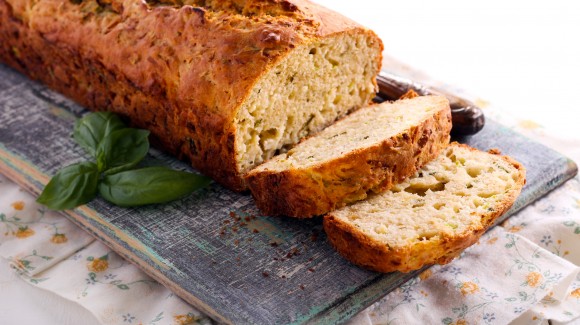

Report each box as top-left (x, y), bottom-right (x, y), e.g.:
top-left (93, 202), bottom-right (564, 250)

top-left (0, 63), bottom-right (577, 324)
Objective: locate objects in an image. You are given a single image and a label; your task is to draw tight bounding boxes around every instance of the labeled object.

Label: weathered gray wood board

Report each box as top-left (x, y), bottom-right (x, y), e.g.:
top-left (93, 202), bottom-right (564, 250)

top-left (0, 63), bottom-right (577, 324)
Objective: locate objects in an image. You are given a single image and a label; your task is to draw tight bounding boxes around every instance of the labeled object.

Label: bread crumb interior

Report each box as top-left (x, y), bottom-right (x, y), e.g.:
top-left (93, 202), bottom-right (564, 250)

top-left (252, 96), bottom-right (445, 172)
top-left (235, 32), bottom-right (381, 174)
top-left (331, 145), bottom-right (521, 248)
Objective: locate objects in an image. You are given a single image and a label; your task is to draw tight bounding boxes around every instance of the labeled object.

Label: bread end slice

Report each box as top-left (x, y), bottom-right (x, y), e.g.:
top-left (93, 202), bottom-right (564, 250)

top-left (245, 96), bottom-right (452, 217)
top-left (323, 143), bottom-right (526, 273)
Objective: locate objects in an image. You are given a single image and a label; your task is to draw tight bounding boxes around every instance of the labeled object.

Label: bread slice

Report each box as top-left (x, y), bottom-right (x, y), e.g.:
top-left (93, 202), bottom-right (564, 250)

top-left (323, 143), bottom-right (526, 273)
top-left (245, 96), bottom-right (452, 217)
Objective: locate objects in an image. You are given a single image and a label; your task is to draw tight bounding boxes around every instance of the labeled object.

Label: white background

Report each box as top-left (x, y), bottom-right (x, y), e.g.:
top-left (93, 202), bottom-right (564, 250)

top-left (1, 0), bottom-right (579, 323)
top-left (315, 0), bottom-right (580, 138)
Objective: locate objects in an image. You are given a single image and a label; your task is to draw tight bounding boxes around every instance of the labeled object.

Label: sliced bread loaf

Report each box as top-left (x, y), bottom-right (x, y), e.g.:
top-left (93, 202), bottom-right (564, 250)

top-left (323, 143), bottom-right (526, 273)
top-left (0, 0), bottom-right (383, 191)
top-left (245, 96), bottom-right (452, 217)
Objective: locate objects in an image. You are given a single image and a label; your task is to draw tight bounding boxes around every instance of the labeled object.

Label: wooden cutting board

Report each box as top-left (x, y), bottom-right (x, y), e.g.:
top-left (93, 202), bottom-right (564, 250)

top-left (0, 63), bottom-right (577, 324)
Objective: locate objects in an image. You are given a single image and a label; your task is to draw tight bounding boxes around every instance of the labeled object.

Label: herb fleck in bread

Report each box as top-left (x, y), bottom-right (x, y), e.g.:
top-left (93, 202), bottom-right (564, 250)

top-left (245, 96), bottom-right (452, 217)
top-left (323, 143), bottom-right (526, 273)
top-left (0, 0), bottom-right (383, 191)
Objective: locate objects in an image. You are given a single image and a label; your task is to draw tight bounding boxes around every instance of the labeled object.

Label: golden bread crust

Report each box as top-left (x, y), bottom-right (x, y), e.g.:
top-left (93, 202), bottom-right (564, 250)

top-left (323, 143), bottom-right (527, 273)
top-left (0, 0), bottom-right (382, 191)
top-left (245, 98), bottom-right (452, 217)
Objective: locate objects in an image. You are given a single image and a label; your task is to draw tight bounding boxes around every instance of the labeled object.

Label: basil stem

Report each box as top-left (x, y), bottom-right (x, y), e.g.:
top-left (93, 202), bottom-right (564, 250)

top-left (73, 111), bottom-right (125, 157)
top-left (98, 167), bottom-right (211, 207)
top-left (36, 161), bottom-right (99, 210)
top-left (96, 128), bottom-right (150, 174)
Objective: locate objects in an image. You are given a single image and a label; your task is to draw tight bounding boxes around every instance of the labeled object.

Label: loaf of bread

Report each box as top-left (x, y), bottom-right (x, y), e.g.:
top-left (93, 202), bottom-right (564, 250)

top-left (323, 143), bottom-right (526, 273)
top-left (245, 96), bottom-right (452, 217)
top-left (0, 0), bottom-right (383, 191)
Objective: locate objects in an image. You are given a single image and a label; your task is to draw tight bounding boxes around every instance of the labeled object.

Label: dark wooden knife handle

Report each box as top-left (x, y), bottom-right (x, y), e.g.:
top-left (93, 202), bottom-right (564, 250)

top-left (376, 71), bottom-right (485, 136)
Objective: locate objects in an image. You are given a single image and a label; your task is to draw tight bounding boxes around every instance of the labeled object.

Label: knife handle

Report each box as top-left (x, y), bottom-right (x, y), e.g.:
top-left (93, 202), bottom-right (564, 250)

top-left (376, 71), bottom-right (485, 136)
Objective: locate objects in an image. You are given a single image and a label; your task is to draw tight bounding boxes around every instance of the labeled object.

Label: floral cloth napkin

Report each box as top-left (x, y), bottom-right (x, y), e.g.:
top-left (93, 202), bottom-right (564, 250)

top-left (1, 105), bottom-right (579, 324)
top-left (0, 176), bottom-right (211, 324)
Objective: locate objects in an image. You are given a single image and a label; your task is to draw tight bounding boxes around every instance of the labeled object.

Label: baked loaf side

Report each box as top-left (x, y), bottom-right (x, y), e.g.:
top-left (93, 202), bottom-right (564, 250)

top-left (245, 96), bottom-right (452, 217)
top-left (0, 0), bottom-right (383, 191)
top-left (323, 143), bottom-right (526, 273)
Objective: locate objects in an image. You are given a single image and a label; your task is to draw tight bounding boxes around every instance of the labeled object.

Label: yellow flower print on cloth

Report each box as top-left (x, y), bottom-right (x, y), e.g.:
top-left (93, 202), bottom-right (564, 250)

top-left (450, 320), bottom-right (468, 325)
top-left (1, 211), bottom-right (36, 238)
top-left (174, 313), bottom-right (203, 325)
top-left (526, 272), bottom-right (543, 288)
top-left (87, 254), bottom-right (109, 273)
top-left (14, 250), bottom-right (53, 273)
top-left (460, 282), bottom-right (480, 296)
top-left (1, 207), bottom-right (66, 241)
top-left (11, 201), bottom-right (25, 211)
top-left (486, 237), bottom-right (499, 245)
top-left (51, 233), bottom-right (68, 244)
top-left (15, 226), bottom-right (35, 238)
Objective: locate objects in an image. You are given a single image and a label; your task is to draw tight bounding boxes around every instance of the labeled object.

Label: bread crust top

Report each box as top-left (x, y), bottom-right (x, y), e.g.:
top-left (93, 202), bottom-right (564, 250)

top-left (3, 0), bottom-right (381, 190)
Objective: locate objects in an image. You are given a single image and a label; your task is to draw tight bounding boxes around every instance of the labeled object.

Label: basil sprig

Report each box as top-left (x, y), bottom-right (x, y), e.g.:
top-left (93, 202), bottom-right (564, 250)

top-left (37, 112), bottom-right (210, 210)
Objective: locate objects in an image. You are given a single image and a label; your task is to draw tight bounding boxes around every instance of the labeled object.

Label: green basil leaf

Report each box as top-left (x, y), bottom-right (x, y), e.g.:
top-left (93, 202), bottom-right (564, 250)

top-left (96, 128), bottom-right (150, 174)
top-left (73, 112), bottom-right (126, 157)
top-left (98, 167), bottom-right (211, 207)
top-left (37, 161), bottom-right (99, 210)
